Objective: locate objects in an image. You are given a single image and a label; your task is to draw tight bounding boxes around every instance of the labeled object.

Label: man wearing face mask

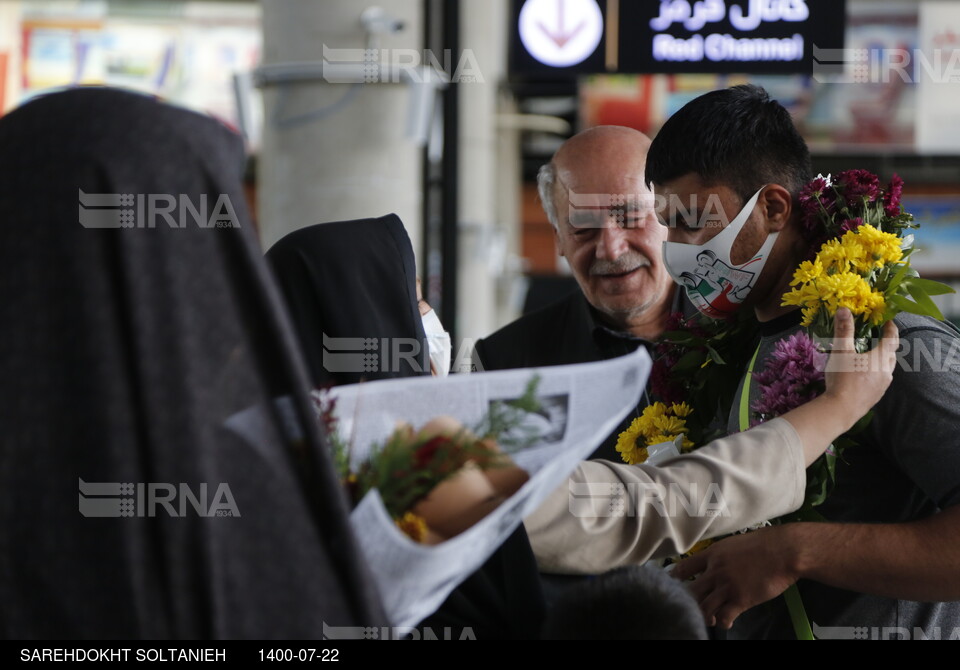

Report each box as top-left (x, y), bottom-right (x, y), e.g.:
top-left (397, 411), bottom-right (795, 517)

top-left (649, 85), bottom-right (960, 638)
top-left (473, 126), bottom-right (687, 462)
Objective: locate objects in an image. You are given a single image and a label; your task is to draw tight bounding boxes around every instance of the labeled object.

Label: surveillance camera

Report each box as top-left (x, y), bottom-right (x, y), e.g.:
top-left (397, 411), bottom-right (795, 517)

top-left (361, 6), bottom-right (405, 35)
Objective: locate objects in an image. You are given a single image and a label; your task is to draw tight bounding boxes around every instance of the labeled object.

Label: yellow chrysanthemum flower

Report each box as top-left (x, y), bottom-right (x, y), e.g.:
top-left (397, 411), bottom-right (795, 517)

top-left (839, 239), bottom-right (870, 274)
top-left (395, 512), bottom-right (429, 543)
top-left (816, 239), bottom-right (851, 275)
top-left (791, 259), bottom-right (824, 286)
top-left (848, 225), bottom-right (903, 268)
top-left (782, 282), bottom-right (823, 309)
top-left (616, 416), bottom-right (647, 465)
top-left (684, 538), bottom-right (714, 556)
top-left (800, 304), bottom-right (820, 327)
top-left (783, 226), bottom-right (901, 331)
top-left (866, 290), bottom-right (887, 326)
top-left (817, 272), bottom-right (872, 314)
top-left (652, 414), bottom-right (687, 437)
top-left (617, 403), bottom-right (696, 464)
top-left (642, 402), bottom-right (668, 419)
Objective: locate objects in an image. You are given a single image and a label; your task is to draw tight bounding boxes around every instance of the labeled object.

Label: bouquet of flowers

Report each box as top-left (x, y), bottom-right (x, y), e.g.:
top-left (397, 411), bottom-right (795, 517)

top-left (749, 331), bottom-right (873, 512)
top-left (615, 401), bottom-right (694, 465)
top-left (737, 170), bottom-right (958, 639)
top-left (757, 171), bottom-right (953, 513)
top-left (316, 377), bottom-right (540, 543)
top-left (616, 310), bottom-right (759, 465)
top-left (783, 170), bottom-right (953, 349)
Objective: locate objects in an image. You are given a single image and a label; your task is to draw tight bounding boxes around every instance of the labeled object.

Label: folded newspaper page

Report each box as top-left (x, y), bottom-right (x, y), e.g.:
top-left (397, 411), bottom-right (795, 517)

top-left (321, 348), bottom-right (651, 629)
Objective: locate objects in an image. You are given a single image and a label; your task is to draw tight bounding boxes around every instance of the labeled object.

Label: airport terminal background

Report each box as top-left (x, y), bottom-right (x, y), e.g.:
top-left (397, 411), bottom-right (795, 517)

top-left (3, 0), bottom-right (960, 346)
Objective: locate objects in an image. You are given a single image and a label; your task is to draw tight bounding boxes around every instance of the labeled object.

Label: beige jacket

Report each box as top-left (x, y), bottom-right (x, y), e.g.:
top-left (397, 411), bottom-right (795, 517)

top-left (524, 417), bottom-right (804, 574)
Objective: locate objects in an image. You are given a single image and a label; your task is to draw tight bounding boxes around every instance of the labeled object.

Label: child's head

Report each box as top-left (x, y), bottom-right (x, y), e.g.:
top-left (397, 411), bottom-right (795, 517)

top-left (541, 565), bottom-right (707, 640)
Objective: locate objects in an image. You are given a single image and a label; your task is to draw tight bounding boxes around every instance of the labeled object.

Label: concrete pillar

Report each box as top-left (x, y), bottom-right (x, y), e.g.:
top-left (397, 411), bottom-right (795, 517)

top-left (456, 0), bottom-right (510, 350)
top-left (259, 0), bottom-right (424, 258)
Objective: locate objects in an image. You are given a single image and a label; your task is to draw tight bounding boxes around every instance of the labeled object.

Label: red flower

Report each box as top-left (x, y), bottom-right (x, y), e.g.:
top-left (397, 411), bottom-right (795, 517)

top-left (799, 176), bottom-right (834, 212)
top-left (650, 353), bottom-right (684, 405)
top-left (884, 174), bottom-right (904, 217)
top-left (664, 311), bottom-right (686, 332)
top-left (414, 436), bottom-right (450, 469)
top-left (836, 169), bottom-right (880, 204)
top-left (798, 176), bottom-right (837, 240)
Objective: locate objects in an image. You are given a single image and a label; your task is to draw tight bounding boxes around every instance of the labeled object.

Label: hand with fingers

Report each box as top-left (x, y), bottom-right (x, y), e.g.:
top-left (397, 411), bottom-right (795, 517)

top-left (671, 524), bottom-right (797, 630)
top-left (820, 308), bottom-right (900, 421)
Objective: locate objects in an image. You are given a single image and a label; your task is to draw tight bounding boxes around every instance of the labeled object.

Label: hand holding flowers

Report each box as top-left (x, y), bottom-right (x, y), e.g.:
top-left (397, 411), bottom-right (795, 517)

top-left (784, 171), bottom-right (953, 349)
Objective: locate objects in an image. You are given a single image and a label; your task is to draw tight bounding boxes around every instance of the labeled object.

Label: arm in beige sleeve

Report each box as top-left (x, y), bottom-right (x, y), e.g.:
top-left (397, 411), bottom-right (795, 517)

top-left (524, 417), bottom-right (804, 574)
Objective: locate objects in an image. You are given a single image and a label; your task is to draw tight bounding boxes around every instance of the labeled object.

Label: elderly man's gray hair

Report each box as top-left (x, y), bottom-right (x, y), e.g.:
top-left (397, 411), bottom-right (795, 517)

top-left (537, 162), bottom-right (559, 229)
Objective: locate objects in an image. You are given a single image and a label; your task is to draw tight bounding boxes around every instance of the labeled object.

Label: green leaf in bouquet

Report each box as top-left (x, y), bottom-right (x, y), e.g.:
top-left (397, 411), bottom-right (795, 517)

top-left (883, 260), bottom-right (912, 293)
top-left (366, 426), bottom-right (505, 518)
top-left (881, 304), bottom-right (900, 324)
top-left (848, 410), bottom-right (874, 436)
top-left (903, 276), bottom-right (956, 297)
top-left (904, 280), bottom-right (947, 321)
top-left (663, 332), bottom-right (706, 347)
top-left (805, 466), bottom-right (830, 508)
top-left (671, 349), bottom-right (708, 372)
top-left (705, 343), bottom-right (727, 366)
top-left (805, 445), bottom-right (842, 509)
top-left (889, 293), bottom-right (934, 318)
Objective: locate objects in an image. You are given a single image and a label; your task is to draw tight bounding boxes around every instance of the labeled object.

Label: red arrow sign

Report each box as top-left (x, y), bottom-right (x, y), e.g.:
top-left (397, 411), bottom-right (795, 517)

top-left (537, 0), bottom-right (587, 49)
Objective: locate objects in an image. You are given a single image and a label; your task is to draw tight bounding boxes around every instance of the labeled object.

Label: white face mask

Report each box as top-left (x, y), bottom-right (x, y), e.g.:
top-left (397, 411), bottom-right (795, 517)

top-left (661, 186), bottom-right (777, 319)
top-left (421, 308), bottom-right (451, 377)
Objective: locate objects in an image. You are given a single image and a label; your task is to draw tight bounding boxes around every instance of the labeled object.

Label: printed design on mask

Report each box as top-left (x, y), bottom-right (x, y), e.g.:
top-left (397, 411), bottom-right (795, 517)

top-left (679, 249), bottom-right (763, 318)
top-left (662, 186), bottom-right (776, 319)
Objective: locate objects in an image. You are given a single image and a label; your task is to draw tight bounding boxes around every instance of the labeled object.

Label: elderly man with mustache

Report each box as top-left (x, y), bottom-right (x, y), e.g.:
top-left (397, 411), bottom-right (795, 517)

top-left (473, 126), bottom-right (681, 462)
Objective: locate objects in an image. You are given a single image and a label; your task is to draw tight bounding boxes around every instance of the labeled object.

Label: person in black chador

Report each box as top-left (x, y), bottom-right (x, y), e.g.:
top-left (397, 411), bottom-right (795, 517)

top-left (0, 87), bottom-right (387, 637)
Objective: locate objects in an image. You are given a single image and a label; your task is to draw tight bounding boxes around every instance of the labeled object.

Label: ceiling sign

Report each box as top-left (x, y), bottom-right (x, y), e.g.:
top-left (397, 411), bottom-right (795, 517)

top-left (510, 0), bottom-right (846, 77)
top-left (518, 0), bottom-right (604, 67)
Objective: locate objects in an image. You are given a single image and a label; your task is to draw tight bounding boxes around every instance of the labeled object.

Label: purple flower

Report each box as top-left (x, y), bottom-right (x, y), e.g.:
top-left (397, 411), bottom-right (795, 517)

top-left (799, 176), bottom-right (833, 215)
top-left (798, 176), bottom-right (839, 243)
top-left (884, 173), bottom-right (904, 217)
top-left (836, 169), bottom-right (881, 204)
top-left (650, 354), bottom-right (683, 405)
top-left (663, 311), bottom-right (686, 333)
top-left (752, 332), bottom-right (827, 419)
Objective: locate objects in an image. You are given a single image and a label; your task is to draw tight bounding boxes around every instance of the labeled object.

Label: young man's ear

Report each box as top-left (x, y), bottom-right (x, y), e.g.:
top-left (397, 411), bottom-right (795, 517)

top-left (760, 185), bottom-right (793, 232)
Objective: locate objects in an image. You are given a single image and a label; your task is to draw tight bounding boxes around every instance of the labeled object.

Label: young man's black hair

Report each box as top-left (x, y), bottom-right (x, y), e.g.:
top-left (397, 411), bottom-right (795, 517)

top-left (646, 84), bottom-right (813, 205)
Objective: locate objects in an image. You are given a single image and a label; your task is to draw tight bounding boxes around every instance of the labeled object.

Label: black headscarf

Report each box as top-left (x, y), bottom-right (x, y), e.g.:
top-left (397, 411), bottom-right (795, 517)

top-left (265, 216), bottom-right (429, 387)
top-left (0, 87), bottom-right (384, 638)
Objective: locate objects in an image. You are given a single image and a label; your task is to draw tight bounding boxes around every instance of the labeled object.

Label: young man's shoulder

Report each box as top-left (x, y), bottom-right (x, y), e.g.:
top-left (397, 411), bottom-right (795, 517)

top-left (894, 312), bottom-right (960, 340)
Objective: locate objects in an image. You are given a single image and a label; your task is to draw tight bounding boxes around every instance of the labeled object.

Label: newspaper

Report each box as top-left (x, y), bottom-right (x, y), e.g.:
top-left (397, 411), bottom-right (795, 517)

top-left (320, 348), bottom-right (651, 629)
